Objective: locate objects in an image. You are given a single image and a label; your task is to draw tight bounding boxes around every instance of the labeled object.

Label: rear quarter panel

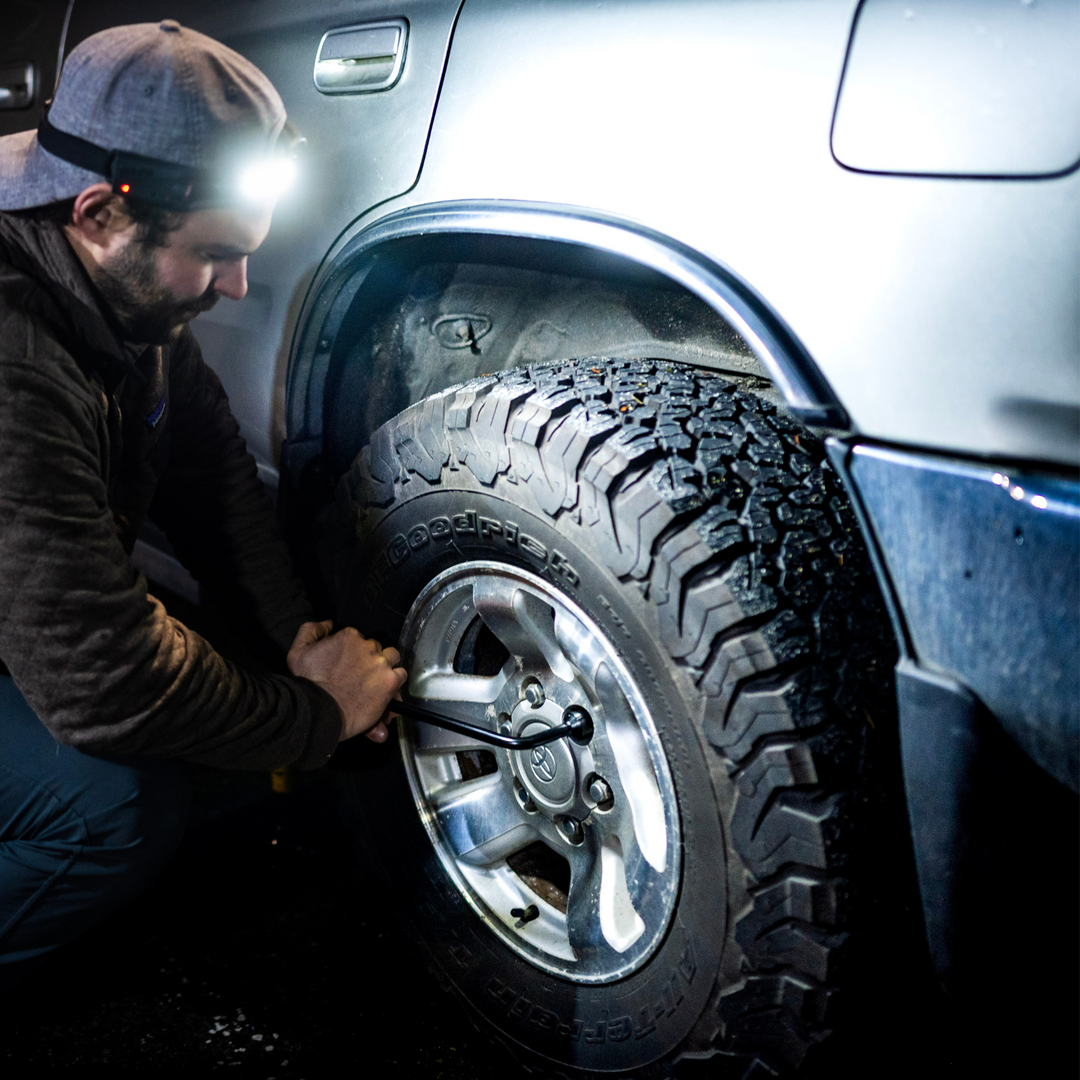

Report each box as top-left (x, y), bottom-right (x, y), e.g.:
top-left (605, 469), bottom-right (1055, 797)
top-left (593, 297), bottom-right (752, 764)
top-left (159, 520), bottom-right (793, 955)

top-left (367, 0), bottom-right (1079, 465)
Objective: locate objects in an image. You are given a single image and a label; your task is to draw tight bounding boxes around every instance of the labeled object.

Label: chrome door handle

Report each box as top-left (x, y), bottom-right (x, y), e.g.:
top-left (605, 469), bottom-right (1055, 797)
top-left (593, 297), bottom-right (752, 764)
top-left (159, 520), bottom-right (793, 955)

top-left (0, 63), bottom-right (35, 110)
top-left (314, 19), bottom-right (408, 95)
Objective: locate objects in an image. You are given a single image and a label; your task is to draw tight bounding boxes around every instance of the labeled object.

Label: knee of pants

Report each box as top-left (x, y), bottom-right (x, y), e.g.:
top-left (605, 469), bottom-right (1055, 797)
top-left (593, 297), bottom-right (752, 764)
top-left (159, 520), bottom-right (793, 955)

top-left (0, 757), bottom-right (192, 970)
top-left (1, 676), bottom-right (192, 888)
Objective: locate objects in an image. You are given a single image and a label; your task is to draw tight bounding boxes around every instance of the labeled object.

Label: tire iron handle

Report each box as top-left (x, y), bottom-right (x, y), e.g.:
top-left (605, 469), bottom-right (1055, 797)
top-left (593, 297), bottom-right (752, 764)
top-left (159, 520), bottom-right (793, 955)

top-left (390, 699), bottom-right (594, 749)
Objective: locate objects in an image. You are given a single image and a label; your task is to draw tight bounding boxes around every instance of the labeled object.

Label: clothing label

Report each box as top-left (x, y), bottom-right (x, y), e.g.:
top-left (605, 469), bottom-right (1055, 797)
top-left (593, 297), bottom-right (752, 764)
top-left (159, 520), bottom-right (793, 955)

top-left (146, 394), bottom-right (167, 430)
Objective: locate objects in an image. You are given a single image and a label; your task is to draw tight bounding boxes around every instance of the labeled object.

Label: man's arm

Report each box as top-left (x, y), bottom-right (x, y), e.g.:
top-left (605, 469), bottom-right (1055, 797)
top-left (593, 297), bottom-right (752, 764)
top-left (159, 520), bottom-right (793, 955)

top-left (149, 330), bottom-right (408, 744)
top-left (0, 321), bottom-right (358, 769)
top-left (148, 326), bottom-right (312, 659)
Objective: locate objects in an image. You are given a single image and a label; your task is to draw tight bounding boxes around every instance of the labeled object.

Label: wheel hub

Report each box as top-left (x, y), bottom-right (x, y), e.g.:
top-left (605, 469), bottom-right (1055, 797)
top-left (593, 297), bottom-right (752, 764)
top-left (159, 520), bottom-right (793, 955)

top-left (514, 712), bottom-right (578, 808)
top-left (398, 560), bottom-right (681, 984)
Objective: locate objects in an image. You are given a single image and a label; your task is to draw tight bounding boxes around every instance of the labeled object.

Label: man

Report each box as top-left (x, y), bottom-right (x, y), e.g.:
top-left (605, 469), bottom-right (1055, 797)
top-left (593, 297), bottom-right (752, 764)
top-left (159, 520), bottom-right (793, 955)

top-left (0, 22), bottom-right (406, 989)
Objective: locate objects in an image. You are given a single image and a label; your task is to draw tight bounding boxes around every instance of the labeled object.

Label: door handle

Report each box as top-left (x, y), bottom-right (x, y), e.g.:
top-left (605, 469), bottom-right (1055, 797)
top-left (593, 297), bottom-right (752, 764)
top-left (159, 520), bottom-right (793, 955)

top-left (314, 19), bottom-right (408, 95)
top-left (0, 63), bottom-right (35, 110)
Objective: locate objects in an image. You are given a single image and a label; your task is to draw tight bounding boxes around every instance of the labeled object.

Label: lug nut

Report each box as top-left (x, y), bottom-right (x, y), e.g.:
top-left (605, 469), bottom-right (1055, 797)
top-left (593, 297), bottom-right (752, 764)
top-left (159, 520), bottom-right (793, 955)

top-left (558, 816), bottom-right (584, 845)
top-left (523, 681), bottom-right (545, 708)
top-left (499, 713), bottom-right (513, 737)
top-left (587, 775), bottom-right (615, 810)
top-left (515, 783), bottom-right (537, 813)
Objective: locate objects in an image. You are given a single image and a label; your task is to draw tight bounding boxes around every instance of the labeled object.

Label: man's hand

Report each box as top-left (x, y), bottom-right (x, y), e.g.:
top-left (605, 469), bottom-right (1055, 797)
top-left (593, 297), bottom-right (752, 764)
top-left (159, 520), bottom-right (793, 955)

top-left (287, 620), bottom-right (407, 743)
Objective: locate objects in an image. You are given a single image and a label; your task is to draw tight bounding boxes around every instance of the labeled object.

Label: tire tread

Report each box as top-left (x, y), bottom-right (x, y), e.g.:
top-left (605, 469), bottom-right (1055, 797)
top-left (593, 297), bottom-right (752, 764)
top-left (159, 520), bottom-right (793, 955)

top-left (344, 357), bottom-right (896, 1077)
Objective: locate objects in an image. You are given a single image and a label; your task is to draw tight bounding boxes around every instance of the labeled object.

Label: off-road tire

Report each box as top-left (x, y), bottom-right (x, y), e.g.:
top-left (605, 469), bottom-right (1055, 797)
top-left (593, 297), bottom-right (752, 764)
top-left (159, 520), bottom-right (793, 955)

top-left (330, 358), bottom-right (896, 1077)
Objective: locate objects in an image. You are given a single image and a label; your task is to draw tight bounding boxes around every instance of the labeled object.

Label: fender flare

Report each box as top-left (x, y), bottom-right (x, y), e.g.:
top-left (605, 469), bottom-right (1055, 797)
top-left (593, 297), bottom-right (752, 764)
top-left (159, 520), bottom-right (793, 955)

top-left (284, 200), bottom-right (850, 459)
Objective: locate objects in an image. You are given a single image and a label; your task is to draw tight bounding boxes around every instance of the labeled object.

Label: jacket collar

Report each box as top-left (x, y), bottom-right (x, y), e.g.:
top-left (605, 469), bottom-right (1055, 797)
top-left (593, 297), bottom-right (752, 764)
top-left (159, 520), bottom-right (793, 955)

top-left (0, 210), bottom-right (146, 378)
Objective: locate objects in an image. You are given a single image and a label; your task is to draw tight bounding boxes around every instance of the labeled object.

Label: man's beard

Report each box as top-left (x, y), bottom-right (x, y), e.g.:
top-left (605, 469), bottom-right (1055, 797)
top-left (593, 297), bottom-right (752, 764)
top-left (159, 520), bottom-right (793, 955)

top-left (91, 238), bottom-right (219, 344)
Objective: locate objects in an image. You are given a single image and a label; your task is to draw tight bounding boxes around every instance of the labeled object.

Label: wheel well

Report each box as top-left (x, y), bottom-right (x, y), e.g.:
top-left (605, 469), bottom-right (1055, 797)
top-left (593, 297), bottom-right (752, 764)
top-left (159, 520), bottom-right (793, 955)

top-left (312, 233), bottom-right (780, 478)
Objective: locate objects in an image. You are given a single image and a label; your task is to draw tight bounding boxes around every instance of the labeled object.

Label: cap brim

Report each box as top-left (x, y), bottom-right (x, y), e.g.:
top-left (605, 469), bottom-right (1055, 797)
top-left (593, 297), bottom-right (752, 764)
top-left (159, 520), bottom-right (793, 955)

top-left (0, 128), bottom-right (107, 210)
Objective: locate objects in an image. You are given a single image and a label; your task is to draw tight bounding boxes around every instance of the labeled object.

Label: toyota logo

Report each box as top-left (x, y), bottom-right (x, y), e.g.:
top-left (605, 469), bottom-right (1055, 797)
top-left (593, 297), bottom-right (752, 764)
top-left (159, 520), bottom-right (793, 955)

top-left (530, 745), bottom-right (558, 783)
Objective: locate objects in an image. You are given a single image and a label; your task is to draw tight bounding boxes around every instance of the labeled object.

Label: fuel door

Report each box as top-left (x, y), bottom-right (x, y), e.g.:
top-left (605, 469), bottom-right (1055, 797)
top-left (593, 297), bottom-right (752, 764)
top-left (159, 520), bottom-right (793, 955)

top-left (832, 0), bottom-right (1080, 177)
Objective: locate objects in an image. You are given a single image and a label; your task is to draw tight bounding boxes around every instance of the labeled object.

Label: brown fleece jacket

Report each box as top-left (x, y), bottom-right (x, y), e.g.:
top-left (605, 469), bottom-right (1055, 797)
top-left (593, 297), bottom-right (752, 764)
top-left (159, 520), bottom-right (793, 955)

top-left (0, 211), bottom-right (342, 769)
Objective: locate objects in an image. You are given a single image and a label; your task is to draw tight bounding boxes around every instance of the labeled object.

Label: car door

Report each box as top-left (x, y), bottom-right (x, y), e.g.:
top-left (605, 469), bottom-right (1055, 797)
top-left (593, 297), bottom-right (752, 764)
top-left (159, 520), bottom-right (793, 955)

top-left (63, 0), bottom-right (463, 478)
top-left (0, 0), bottom-right (71, 138)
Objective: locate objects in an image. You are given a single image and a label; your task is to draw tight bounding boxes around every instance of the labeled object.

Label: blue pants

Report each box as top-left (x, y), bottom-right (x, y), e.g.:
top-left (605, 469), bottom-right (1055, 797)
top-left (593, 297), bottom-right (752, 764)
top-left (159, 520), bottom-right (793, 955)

top-left (0, 677), bottom-right (190, 990)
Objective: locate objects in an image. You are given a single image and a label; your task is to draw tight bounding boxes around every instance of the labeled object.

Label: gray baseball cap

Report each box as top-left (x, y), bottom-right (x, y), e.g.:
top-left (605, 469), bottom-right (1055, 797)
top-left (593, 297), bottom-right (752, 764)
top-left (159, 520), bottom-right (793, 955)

top-left (0, 20), bottom-right (287, 211)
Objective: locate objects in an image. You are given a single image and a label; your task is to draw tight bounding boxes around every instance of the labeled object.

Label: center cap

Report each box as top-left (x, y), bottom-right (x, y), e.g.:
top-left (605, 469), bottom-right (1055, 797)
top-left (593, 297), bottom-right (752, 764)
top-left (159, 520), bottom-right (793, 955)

top-left (516, 721), bottom-right (576, 807)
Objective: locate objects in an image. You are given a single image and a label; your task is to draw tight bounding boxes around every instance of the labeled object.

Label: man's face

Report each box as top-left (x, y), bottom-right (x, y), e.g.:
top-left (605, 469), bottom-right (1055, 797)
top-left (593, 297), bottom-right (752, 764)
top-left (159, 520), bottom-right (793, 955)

top-left (91, 204), bottom-right (272, 344)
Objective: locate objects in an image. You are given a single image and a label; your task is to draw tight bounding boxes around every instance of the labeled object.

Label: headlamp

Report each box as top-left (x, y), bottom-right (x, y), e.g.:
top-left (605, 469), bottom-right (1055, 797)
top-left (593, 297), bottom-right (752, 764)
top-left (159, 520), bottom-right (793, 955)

top-left (37, 108), bottom-right (303, 211)
top-left (236, 154), bottom-right (298, 203)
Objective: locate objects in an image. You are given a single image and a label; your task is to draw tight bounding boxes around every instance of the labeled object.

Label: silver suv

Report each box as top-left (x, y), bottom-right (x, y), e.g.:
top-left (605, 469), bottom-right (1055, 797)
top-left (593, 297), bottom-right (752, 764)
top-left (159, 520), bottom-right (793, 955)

top-left (4, 1), bottom-right (1077, 1075)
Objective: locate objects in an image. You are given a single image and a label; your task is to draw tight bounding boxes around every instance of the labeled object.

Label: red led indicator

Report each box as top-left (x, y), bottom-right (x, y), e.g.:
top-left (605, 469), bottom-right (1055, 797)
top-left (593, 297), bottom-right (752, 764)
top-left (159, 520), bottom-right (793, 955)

top-left (119, 183), bottom-right (131, 193)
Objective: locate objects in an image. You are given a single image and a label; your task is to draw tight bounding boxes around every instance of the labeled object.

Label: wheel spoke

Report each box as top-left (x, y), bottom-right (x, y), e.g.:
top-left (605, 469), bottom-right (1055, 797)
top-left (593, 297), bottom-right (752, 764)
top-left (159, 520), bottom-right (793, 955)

top-left (409, 665), bottom-right (510, 706)
top-left (597, 836), bottom-right (646, 954)
top-left (563, 832), bottom-right (648, 958)
top-left (595, 661), bottom-right (668, 873)
top-left (472, 579), bottom-right (575, 683)
top-left (564, 841), bottom-right (605, 958)
top-left (553, 607), bottom-right (606, 684)
top-left (433, 776), bottom-right (539, 867)
top-left (409, 722), bottom-right (492, 754)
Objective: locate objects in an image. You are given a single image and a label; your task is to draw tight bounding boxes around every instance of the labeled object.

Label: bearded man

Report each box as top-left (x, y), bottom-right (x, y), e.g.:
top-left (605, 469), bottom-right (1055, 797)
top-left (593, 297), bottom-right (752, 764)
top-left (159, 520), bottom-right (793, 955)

top-left (0, 21), bottom-right (405, 989)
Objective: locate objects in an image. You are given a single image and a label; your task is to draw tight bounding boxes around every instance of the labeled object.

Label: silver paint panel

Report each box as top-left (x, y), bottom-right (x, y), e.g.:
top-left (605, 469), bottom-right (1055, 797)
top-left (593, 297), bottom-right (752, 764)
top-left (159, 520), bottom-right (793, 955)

top-left (48, 0), bottom-right (1080, 469)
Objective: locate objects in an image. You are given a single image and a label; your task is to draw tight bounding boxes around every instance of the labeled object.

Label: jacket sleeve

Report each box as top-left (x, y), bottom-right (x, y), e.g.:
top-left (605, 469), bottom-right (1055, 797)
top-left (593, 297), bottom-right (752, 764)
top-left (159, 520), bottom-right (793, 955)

top-left (0, 318), bottom-right (341, 770)
top-left (149, 327), bottom-right (312, 660)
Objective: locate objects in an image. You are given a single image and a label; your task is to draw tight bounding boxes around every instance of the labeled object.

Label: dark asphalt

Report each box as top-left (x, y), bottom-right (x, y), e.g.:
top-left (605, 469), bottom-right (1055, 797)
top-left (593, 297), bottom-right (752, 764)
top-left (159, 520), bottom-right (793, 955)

top-left (0, 758), bottom-right (1075, 1079)
top-left (0, 765), bottom-right (518, 1078)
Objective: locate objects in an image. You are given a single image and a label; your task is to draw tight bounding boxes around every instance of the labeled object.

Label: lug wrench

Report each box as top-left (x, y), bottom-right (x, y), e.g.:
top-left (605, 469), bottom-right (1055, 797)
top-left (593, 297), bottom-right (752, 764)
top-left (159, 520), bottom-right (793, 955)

top-left (390, 699), bottom-right (594, 749)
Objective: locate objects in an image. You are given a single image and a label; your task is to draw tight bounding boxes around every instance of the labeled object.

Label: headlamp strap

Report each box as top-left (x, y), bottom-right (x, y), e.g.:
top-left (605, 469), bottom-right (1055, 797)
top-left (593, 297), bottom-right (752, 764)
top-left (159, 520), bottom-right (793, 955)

top-left (37, 108), bottom-right (117, 180)
top-left (37, 106), bottom-right (203, 210)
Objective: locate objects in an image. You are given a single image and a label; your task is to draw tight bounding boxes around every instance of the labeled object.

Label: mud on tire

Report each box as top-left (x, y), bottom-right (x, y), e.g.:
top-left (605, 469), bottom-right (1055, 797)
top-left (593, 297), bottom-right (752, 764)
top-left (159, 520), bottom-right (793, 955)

top-left (331, 358), bottom-right (897, 1077)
